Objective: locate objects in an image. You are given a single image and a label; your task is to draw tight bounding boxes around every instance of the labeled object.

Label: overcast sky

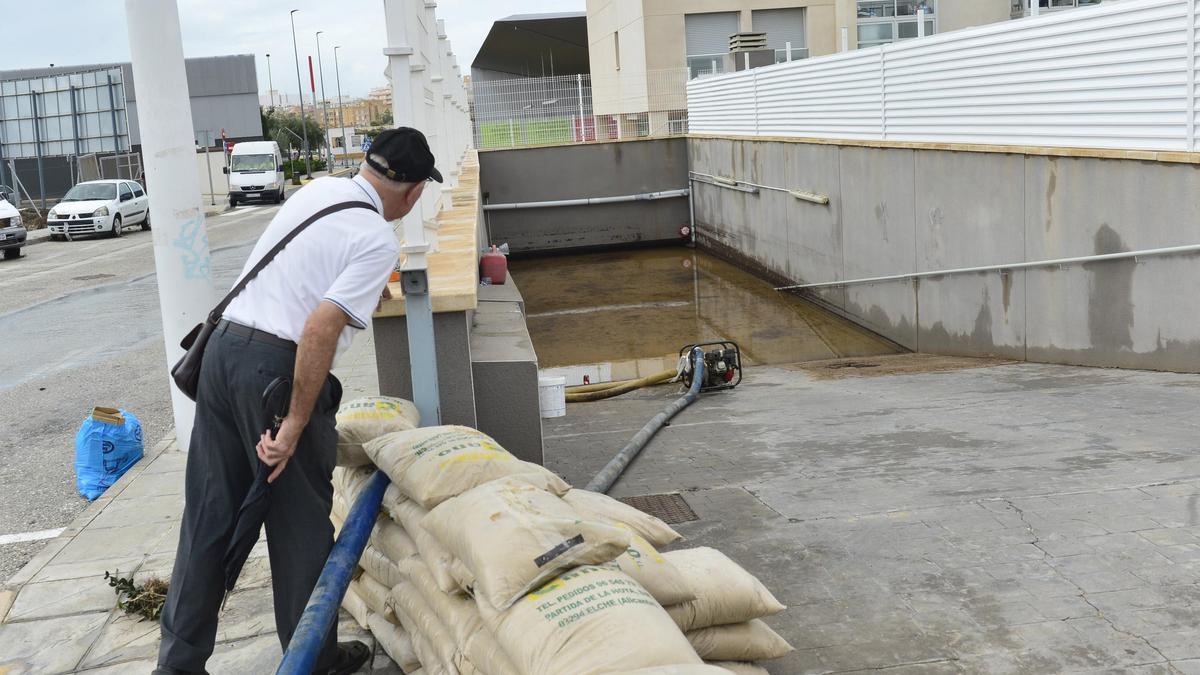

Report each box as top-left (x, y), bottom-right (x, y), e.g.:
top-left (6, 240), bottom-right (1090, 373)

top-left (2, 0), bottom-right (583, 101)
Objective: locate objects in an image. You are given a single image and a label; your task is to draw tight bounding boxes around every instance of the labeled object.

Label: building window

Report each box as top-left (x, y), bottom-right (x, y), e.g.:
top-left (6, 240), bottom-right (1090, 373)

top-left (685, 11), bottom-right (740, 79)
top-left (751, 7), bottom-right (809, 64)
top-left (857, 0), bottom-right (935, 49)
top-left (1011, 0), bottom-right (1103, 18)
top-left (614, 32), bottom-right (621, 71)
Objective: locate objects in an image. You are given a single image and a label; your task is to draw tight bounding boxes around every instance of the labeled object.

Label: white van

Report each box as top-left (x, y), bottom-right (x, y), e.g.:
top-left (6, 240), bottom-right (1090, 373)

top-left (225, 140), bottom-right (285, 206)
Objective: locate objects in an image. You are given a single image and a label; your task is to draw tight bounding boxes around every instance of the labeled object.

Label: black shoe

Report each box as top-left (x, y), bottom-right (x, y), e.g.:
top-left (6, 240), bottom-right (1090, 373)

top-left (325, 640), bottom-right (371, 675)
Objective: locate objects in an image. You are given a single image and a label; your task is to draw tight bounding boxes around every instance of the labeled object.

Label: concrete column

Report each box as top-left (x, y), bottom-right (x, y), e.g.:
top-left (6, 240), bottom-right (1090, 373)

top-left (124, 0), bottom-right (217, 451)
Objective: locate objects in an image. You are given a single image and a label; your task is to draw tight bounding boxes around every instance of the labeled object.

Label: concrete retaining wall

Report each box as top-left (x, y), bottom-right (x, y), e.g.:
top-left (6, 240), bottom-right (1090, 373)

top-left (689, 137), bottom-right (1200, 372)
top-left (478, 138), bottom-right (691, 253)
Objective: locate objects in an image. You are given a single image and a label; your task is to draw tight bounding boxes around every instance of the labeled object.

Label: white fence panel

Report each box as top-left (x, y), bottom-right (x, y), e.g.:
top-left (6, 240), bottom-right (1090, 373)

top-left (755, 49), bottom-right (883, 140)
top-left (687, 0), bottom-right (1200, 152)
top-left (884, 0), bottom-right (1191, 149)
top-left (687, 72), bottom-right (758, 136)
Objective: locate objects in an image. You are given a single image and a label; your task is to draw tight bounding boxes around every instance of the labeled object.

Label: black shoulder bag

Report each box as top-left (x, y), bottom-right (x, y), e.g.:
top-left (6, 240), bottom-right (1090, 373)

top-left (171, 200), bottom-right (378, 401)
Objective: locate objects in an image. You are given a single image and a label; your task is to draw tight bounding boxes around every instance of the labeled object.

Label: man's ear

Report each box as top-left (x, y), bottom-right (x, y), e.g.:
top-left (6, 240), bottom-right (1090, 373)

top-left (405, 181), bottom-right (426, 208)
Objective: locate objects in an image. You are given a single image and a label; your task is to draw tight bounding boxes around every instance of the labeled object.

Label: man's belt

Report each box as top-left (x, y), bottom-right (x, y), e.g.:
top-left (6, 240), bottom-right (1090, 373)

top-left (217, 319), bottom-right (298, 351)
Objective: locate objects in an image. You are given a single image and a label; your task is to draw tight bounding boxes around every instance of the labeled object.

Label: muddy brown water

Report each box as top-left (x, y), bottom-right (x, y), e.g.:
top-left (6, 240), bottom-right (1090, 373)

top-left (510, 247), bottom-right (902, 379)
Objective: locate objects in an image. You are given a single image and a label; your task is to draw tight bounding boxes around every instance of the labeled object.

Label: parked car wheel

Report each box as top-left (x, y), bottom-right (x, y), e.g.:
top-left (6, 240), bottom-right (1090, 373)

top-left (141, 211), bottom-right (151, 231)
top-left (229, 196), bottom-right (238, 208)
top-left (3, 248), bottom-right (19, 260)
top-left (109, 215), bottom-right (123, 238)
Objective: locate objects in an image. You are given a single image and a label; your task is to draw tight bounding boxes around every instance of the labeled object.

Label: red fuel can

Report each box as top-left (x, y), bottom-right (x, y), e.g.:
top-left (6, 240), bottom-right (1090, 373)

top-left (480, 245), bottom-right (508, 285)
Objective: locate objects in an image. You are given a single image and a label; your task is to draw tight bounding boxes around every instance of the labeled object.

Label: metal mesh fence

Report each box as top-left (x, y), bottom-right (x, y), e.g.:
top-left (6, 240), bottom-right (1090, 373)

top-left (471, 68), bottom-right (691, 149)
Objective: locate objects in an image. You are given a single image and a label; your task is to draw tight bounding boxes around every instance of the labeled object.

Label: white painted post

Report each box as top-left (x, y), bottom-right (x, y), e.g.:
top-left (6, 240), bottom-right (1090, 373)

top-left (785, 40), bottom-right (793, 62)
top-left (124, 0), bottom-right (216, 451)
top-left (576, 74), bottom-right (586, 142)
top-left (917, 8), bottom-right (926, 37)
top-left (384, 0), bottom-right (441, 425)
top-left (841, 26), bottom-right (849, 52)
top-left (509, 119), bottom-right (516, 147)
top-left (1030, 0), bottom-right (1040, 17)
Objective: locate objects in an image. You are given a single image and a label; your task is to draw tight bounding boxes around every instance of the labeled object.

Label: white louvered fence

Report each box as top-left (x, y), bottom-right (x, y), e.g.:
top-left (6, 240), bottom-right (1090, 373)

top-left (688, 0), bottom-right (1200, 152)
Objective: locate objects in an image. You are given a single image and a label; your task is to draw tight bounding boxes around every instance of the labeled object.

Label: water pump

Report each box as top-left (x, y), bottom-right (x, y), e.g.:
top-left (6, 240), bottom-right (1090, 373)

top-left (679, 341), bottom-right (742, 392)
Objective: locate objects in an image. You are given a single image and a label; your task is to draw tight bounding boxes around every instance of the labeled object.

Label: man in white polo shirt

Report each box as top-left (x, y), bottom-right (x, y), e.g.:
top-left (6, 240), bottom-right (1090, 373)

top-left (156, 128), bottom-right (443, 675)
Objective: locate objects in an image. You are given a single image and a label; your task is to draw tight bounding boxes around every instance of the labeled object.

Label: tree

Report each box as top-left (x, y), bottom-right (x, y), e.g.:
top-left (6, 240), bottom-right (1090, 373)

top-left (372, 109), bottom-right (393, 126)
top-left (261, 107), bottom-right (327, 160)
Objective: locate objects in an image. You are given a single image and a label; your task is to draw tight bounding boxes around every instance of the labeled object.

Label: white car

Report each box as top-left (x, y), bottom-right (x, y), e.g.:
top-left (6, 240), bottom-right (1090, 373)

top-left (46, 179), bottom-right (150, 240)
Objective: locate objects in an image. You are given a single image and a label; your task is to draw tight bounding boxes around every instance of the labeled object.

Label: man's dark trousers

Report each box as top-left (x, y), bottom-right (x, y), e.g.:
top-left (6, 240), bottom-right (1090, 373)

top-left (157, 324), bottom-right (343, 672)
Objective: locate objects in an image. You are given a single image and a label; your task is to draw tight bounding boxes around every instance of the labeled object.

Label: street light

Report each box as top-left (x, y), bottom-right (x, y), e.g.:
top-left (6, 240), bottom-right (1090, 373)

top-left (290, 9), bottom-right (312, 179)
top-left (265, 53), bottom-right (274, 107)
top-left (333, 45), bottom-right (349, 167)
top-left (316, 30), bottom-right (333, 168)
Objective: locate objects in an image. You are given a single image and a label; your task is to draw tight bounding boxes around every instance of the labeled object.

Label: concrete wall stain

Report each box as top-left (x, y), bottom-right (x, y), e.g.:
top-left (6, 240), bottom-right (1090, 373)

top-left (1085, 224), bottom-right (1134, 352)
top-left (1001, 272), bottom-right (1012, 317)
top-left (1044, 159), bottom-right (1058, 232)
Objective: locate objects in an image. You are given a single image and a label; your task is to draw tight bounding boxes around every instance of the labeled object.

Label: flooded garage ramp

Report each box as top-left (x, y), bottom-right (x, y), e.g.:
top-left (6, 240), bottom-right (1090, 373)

top-left (510, 247), bottom-right (902, 378)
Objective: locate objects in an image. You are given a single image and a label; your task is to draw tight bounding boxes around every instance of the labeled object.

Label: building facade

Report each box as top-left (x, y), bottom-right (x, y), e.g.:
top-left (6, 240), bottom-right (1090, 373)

top-left (586, 0), bottom-right (1109, 124)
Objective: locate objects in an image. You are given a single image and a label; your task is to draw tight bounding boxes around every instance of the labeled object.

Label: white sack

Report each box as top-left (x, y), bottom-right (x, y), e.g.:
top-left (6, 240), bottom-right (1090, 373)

top-left (361, 545), bottom-right (405, 589)
top-left (613, 532), bottom-right (694, 606)
top-left (336, 396), bottom-right (420, 466)
top-left (686, 619), bottom-right (794, 661)
top-left (562, 489), bottom-right (683, 548)
top-left (367, 612), bottom-right (421, 673)
top-left (423, 477), bottom-right (631, 610)
top-left (357, 572), bottom-right (396, 622)
top-left (478, 564), bottom-right (702, 675)
top-left (342, 582), bottom-right (371, 629)
top-left (707, 663), bottom-right (771, 675)
top-left (663, 548), bottom-right (785, 631)
top-left (385, 488), bottom-right (475, 594)
top-left (395, 558), bottom-right (521, 675)
top-left (364, 425), bottom-right (569, 509)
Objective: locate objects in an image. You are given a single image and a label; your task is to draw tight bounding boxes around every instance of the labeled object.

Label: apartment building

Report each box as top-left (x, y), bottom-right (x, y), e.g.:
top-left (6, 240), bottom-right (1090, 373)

top-left (586, 0), bottom-right (1107, 126)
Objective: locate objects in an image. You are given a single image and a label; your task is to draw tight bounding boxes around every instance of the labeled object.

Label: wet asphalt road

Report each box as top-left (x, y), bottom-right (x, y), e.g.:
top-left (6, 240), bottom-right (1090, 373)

top-left (0, 201), bottom-right (282, 583)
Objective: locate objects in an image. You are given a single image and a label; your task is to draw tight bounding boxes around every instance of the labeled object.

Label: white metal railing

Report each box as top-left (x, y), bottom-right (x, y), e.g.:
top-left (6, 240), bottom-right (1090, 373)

top-left (471, 68), bottom-right (691, 150)
top-left (689, 0), bottom-right (1200, 152)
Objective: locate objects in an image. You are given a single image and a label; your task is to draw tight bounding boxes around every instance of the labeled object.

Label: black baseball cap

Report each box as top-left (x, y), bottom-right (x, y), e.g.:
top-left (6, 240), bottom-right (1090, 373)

top-left (365, 127), bottom-right (443, 183)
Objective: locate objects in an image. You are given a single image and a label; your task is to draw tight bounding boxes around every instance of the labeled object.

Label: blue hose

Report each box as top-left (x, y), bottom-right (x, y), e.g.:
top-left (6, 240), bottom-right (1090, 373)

top-left (585, 347), bottom-right (706, 494)
top-left (276, 469), bottom-right (390, 674)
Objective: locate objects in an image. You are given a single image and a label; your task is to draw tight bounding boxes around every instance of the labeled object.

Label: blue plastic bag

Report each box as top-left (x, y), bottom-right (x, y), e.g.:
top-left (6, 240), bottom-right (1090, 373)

top-left (75, 408), bottom-right (144, 501)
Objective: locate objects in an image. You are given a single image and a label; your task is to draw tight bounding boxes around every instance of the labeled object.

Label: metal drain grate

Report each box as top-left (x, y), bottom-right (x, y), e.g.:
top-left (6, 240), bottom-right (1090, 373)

top-left (617, 493), bottom-right (699, 525)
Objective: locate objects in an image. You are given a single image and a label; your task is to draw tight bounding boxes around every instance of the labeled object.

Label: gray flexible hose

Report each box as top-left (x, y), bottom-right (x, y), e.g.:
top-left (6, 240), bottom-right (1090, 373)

top-left (585, 347), bottom-right (706, 494)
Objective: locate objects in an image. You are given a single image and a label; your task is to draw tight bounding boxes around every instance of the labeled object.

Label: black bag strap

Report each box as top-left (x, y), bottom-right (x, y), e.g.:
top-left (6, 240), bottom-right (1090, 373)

top-left (209, 200), bottom-right (378, 321)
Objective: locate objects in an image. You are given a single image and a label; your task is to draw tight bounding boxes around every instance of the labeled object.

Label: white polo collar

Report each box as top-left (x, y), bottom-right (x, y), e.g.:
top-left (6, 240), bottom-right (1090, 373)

top-left (351, 173), bottom-right (383, 213)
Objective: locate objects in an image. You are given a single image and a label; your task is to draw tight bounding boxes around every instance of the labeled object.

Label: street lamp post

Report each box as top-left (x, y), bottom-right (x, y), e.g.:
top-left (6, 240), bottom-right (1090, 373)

top-left (333, 45), bottom-right (349, 168)
top-left (316, 31), bottom-right (333, 168)
top-left (290, 9), bottom-right (312, 179)
top-left (265, 53), bottom-right (274, 107)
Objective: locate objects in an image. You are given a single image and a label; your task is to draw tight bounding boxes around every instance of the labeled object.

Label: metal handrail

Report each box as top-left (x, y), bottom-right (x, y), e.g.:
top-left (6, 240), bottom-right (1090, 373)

top-left (775, 244), bottom-right (1200, 291)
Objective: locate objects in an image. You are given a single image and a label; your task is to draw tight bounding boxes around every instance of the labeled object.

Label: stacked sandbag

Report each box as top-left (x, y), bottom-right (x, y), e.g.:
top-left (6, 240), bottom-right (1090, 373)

top-left (329, 418), bottom-right (792, 675)
top-left (336, 396), bottom-right (421, 466)
top-left (661, 548), bottom-right (794, 667)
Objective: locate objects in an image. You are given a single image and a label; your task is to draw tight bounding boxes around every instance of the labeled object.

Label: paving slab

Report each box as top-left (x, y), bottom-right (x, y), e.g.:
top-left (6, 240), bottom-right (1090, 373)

top-left (6, 576), bottom-right (114, 622)
top-left (0, 611), bottom-right (108, 673)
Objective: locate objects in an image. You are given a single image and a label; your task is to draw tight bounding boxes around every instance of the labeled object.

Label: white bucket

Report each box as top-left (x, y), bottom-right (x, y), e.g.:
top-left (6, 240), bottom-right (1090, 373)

top-left (538, 375), bottom-right (567, 418)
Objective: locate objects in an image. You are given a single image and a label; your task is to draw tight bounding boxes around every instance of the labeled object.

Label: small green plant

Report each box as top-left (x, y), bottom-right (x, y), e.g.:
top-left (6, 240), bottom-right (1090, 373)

top-left (104, 570), bottom-right (169, 622)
